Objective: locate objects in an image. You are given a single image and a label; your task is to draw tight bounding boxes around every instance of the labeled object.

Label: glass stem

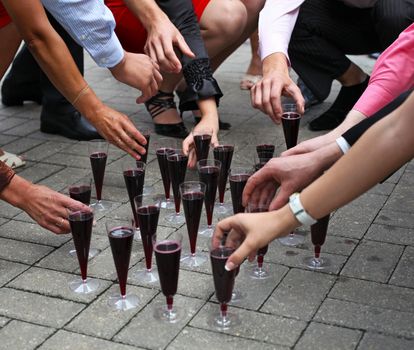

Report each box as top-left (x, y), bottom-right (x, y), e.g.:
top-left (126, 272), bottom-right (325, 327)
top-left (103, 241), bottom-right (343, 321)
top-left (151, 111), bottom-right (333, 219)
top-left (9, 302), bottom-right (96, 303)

top-left (167, 296), bottom-right (173, 311)
top-left (314, 245), bottom-right (321, 259)
top-left (257, 255), bottom-right (264, 269)
top-left (220, 303), bottom-right (228, 318)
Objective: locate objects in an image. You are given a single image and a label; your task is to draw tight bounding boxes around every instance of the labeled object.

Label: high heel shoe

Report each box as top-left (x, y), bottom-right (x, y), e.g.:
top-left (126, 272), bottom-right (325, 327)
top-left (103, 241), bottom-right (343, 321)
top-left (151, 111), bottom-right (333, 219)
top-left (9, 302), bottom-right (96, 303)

top-left (145, 91), bottom-right (189, 139)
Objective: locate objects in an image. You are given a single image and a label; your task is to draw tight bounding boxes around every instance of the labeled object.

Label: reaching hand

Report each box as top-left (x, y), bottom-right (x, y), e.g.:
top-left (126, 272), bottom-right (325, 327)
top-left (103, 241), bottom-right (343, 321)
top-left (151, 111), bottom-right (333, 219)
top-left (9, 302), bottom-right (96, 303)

top-left (109, 51), bottom-right (162, 103)
top-left (144, 15), bottom-right (194, 73)
top-left (250, 53), bottom-right (305, 124)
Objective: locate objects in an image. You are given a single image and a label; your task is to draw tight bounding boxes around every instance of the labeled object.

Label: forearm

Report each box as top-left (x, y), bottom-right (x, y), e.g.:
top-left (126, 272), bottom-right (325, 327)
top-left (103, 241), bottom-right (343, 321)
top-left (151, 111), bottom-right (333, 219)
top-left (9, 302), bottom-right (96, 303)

top-left (0, 175), bottom-right (31, 209)
top-left (301, 93), bottom-right (414, 220)
top-left (124, 0), bottom-right (168, 30)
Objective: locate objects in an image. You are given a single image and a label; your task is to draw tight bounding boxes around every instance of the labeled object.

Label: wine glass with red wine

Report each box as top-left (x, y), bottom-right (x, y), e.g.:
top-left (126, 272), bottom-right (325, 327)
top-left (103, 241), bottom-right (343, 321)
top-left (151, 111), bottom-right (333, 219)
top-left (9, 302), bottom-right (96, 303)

top-left (303, 214), bottom-right (331, 270)
top-left (247, 201), bottom-right (271, 280)
top-left (213, 144), bottom-right (234, 215)
top-left (278, 103), bottom-right (305, 247)
top-left (210, 246), bottom-right (240, 330)
top-left (192, 127), bottom-right (213, 162)
top-left (67, 178), bottom-right (101, 259)
top-left (140, 128), bottom-right (155, 195)
top-left (133, 194), bottom-right (161, 283)
top-left (67, 207), bottom-right (100, 294)
top-left (123, 160), bottom-right (146, 237)
top-left (197, 159), bottom-right (221, 237)
top-left (153, 232), bottom-right (182, 323)
top-left (180, 181), bottom-right (208, 268)
top-left (165, 149), bottom-right (188, 225)
top-left (88, 140), bottom-right (111, 211)
top-left (106, 218), bottom-right (139, 311)
top-left (154, 138), bottom-right (177, 210)
top-left (229, 167), bottom-right (254, 214)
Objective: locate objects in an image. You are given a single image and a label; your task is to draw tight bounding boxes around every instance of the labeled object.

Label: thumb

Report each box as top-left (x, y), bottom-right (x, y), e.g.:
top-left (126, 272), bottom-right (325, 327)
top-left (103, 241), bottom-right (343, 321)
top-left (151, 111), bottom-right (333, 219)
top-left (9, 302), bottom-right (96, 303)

top-left (182, 135), bottom-right (191, 156)
top-left (225, 240), bottom-right (255, 271)
top-left (176, 36), bottom-right (195, 58)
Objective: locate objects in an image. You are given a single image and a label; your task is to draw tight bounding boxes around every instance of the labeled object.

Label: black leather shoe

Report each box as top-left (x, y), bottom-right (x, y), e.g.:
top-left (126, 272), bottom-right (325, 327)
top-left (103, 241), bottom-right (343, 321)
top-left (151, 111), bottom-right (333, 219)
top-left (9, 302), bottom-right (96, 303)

top-left (1, 79), bottom-right (42, 106)
top-left (154, 122), bottom-right (189, 139)
top-left (41, 107), bottom-right (102, 140)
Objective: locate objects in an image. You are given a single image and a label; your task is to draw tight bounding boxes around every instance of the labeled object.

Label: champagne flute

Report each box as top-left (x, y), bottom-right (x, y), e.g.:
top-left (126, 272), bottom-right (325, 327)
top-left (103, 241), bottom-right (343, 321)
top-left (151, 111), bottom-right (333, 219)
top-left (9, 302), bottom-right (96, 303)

top-left (165, 149), bottom-right (188, 225)
top-left (67, 178), bottom-right (100, 259)
top-left (303, 214), bottom-right (331, 270)
top-left (106, 218), bottom-right (139, 310)
top-left (153, 232), bottom-right (182, 323)
top-left (154, 138), bottom-right (177, 210)
top-left (229, 167), bottom-right (254, 214)
top-left (193, 127), bottom-right (212, 162)
top-left (180, 181), bottom-right (208, 267)
top-left (213, 144), bottom-right (234, 215)
top-left (197, 159), bottom-right (221, 237)
top-left (210, 246), bottom-right (240, 330)
top-left (67, 207), bottom-right (100, 294)
top-left (123, 160), bottom-right (146, 237)
top-left (88, 140), bottom-right (111, 211)
top-left (278, 103), bottom-right (304, 247)
top-left (133, 194), bottom-right (160, 283)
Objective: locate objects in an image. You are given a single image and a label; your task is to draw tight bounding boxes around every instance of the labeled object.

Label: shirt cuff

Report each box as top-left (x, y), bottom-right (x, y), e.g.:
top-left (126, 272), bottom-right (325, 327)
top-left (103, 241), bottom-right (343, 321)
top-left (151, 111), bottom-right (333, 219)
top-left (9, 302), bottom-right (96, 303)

top-left (353, 83), bottom-right (395, 117)
top-left (92, 33), bottom-right (124, 68)
top-left (336, 137), bottom-right (351, 154)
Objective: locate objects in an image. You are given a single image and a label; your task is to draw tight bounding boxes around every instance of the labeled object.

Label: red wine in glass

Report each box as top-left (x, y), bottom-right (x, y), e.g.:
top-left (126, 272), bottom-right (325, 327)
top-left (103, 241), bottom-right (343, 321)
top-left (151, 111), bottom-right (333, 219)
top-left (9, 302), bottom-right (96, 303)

top-left (180, 182), bottom-right (207, 267)
top-left (69, 185), bottom-right (91, 205)
top-left (194, 134), bottom-right (212, 161)
top-left (213, 145), bottom-right (234, 214)
top-left (154, 235), bottom-right (182, 323)
top-left (304, 214), bottom-right (331, 270)
top-left (165, 151), bottom-right (188, 225)
top-left (281, 112), bottom-right (301, 150)
top-left (68, 209), bottom-right (99, 294)
top-left (256, 144), bottom-right (275, 164)
top-left (140, 130), bottom-right (151, 164)
top-left (156, 147), bottom-right (175, 208)
top-left (134, 199), bottom-right (160, 283)
top-left (106, 220), bottom-right (139, 311)
top-left (123, 164), bottom-right (145, 230)
top-left (210, 246), bottom-right (240, 330)
top-left (229, 170), bottom-right (252, 214)
top-left (197, 160), bottom-right (221, 237)
top-left (90, 152), bottom-right (107, 200)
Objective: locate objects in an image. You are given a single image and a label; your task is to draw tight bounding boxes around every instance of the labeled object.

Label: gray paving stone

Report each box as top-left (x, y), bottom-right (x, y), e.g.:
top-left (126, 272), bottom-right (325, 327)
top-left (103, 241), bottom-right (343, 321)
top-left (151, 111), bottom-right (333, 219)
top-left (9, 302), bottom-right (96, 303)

top-left (0, 317), bottom-right (9, 328)
top-left (0, 320), bottom-right (55, 350)
top-left (0, 117), bottom-right (26, 132)
top-left (43, 153), bottom-right (91, 168)
top-left (114, 294), bottom-right (204, 349)
top-left (375, 209), bottom-right (414, 229)
top-left (17, 162), bottom-right (64, 183)
top-left (0, 221), bottom-right (71, 247)
top-left (8, 266), bottom-right (111, 303)
top-left (364, 223), bottom-right (414, 246)
top-left (38, 330), bottom-right (141, 350)
top-left (0, 137), bottom-right (44, 155)
top-left (340, 240), bottom-right (403, 283)
top-left (65, 284), bottom-right (156, 339)
top-left (0, 238), bottom-right (53, 264)
top-left (0, 218), bottom-right (6, 226)
top-left (367, 181), bottom-right (395, 196)
top-left (0, 288), bottom-right (84, 327)
top-left (329, 277), bottom-right (414, 312)
top-left (4, 120), bottom-right (41, 136)
top-left (389, 246), bottom-right (414, 288)
top-left (0, 201), bottom-right (22, 219)
top-left (0, 259), bottom-right (28, 287)
top-left (383, 184), bottom-right (414, 213)
top-left (190, 302), bottom-right (307, 347)
top-left (23, 141), bottom-right (69, 162)
top-left (295, 322), bottom-right (362, 350)
top-left (357, 332), bottom-right (414, 350)
top-left (0, 134), bottom-right (18, 147)
top-left (261, 268), bottom-right (336, 321)
top-left (167, 326), bottom-right (286, 350)
top-left (315, 298), bottom-right (414, 338)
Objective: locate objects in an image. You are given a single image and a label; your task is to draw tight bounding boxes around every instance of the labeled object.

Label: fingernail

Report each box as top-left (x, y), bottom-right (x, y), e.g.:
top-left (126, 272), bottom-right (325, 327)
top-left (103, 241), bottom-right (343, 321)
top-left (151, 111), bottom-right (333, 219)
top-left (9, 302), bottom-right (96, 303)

top-left (225, 261), bottom-right (236, 271)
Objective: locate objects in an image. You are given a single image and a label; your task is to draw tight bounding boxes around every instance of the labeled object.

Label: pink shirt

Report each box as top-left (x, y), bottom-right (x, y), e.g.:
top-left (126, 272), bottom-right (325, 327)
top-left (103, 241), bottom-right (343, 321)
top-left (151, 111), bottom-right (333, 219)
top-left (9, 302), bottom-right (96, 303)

top-left (353, 23), bottom-right (414, 117)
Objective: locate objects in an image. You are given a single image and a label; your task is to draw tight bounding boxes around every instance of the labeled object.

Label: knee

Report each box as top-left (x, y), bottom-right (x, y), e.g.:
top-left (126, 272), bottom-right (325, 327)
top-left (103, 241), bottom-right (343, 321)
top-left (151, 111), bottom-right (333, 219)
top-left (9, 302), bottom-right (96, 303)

top-left (206, 0), bottom-right (247, 38)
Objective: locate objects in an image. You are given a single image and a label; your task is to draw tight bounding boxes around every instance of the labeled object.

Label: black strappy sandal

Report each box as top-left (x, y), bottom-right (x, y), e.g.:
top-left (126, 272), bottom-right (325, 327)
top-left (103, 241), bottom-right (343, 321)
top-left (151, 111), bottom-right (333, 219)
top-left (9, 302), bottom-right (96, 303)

top-left (145, 91), bottom-right (189, 139)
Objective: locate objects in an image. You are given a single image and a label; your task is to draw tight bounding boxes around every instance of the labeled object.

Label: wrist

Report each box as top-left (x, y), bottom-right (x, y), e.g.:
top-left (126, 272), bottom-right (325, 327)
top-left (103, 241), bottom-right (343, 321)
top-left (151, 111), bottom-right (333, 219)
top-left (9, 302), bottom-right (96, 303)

top-left (74, 90), bottom-right (105, 126)
top-left (262, 53), bottom-right (289, 76)
top-left (271, 206), bottom-right (301, 238)
top-left (0, 175), bottom-right (32, 209)
top-left (313, 142), bottom-right (343, 172)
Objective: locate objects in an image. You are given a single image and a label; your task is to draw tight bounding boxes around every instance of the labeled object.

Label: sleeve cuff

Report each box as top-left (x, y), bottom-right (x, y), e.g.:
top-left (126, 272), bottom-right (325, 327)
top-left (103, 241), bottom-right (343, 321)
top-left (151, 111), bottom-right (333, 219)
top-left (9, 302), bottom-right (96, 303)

top-left (92, 34), bottom-right (124, 68)
top-left (336, 137), bottom-right (351, 154)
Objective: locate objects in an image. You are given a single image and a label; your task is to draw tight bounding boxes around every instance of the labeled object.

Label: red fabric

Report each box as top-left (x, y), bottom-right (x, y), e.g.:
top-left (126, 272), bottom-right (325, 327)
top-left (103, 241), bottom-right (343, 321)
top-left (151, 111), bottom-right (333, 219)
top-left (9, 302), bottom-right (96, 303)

top-left (105, 0), bottom-right (210, 53)
top-left (0, 2), bottom-right (12, 29)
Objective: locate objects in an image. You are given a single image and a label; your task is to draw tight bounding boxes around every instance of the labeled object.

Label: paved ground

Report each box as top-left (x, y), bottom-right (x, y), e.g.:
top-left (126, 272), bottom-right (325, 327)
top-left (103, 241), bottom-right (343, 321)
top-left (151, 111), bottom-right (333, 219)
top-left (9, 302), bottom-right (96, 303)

top-left (0, 43), bottom-right (413, 350)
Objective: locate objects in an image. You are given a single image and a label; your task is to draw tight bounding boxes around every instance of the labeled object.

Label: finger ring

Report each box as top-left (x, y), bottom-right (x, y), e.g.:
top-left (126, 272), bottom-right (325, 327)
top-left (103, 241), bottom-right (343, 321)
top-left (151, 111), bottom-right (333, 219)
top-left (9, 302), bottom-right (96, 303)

top-left (56, 217), bottom-right (64, 227)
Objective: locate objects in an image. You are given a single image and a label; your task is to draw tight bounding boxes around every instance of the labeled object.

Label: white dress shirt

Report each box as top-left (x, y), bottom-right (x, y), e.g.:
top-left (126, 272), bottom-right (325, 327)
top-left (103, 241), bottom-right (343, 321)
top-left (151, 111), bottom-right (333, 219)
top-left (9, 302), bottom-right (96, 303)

top-left (41, 0), bottom-right (124, 68)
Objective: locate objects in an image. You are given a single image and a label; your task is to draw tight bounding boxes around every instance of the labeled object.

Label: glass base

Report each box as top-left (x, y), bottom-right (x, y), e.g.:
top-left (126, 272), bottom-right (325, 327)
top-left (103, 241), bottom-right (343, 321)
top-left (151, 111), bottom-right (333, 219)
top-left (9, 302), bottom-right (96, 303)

top-left (180, 252), bottom-right (208, 268)
top-left (159, 198), bottom-right (175, 210)
top-left (133, 228), bottom-right (141, 242)
top-left (69, 247), bottom-right (101, 259)
top-left (278, 233), bottom-right (304, 247)
top-left (154, 304), bottom-right (180, 323)
top-left (209, 311), bottom-right (240, 331)
top-left (133, 268), bottom-right (159, 284)
top-left (165, 212), bottom-right (185, 225)
top-left (90, 200), bottom-right (112, 212)
top-left (198, 224), bottom-right (214, 237)
top-left (214, 202), bottom-right (232, 215)
top-left (303, 256), bottom-right (330, 270)
top-left (108, 293), bottom-right (140, 311)
top-left (69, 277), bottom-right (100, 294)
top-left (143, 185), bottom-right (154, 195)
top-left (230, 290), bottom-right (244, 303)
top-left (249, 265), bottom-right (270, 280)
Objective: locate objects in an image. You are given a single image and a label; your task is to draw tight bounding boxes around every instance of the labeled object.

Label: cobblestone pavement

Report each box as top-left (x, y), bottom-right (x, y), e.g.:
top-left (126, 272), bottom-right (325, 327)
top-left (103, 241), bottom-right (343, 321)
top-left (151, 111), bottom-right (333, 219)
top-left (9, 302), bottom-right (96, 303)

top-left (0, 43), bottom-right (413, 350)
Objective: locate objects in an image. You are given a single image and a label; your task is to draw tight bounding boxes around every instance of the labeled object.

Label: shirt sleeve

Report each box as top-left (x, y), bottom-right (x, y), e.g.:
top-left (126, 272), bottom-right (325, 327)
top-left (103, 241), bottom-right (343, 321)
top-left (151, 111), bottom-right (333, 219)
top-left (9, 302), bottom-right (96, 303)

top-left (353, 23), bottom-right (414, 117)
top-left (0, 161), bottom-right (15, 193)
top-left (258, 0), bottom-right (304, 62)
top-left (41, 0), bottom-right (124, 68)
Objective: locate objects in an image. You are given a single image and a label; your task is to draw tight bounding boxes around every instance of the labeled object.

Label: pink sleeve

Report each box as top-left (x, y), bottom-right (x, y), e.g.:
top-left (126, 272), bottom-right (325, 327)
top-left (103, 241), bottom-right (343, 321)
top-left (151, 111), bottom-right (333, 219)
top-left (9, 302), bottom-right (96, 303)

top-left (258, 0), bottom-right (305, 62)
top-left (353, 23), bottom-right (414, 117)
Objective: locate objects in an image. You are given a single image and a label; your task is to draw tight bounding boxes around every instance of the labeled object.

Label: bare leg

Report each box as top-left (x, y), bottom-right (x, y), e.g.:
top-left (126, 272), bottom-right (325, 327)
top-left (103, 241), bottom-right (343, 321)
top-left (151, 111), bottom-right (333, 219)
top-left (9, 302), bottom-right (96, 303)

top-left (337, 62), bottom-right (367, 87)
top-left (0, 23), bottom-right (21, 79)
top-left (240, 30), bottom-right (262, 89)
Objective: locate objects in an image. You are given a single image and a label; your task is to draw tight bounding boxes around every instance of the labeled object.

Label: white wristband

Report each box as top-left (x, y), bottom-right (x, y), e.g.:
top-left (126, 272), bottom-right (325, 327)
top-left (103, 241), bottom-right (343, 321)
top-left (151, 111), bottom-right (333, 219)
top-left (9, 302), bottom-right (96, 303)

top-left (288, 193), bottom-right (317, 226)
top-left (336, 136), bottom-right (351, 154)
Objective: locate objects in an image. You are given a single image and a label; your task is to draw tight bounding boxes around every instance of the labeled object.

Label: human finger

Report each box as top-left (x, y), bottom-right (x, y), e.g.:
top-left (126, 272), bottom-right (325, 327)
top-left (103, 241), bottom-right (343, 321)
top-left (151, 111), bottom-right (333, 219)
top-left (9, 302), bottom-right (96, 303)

top-left (175, 35), bottom-right (195, 59)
